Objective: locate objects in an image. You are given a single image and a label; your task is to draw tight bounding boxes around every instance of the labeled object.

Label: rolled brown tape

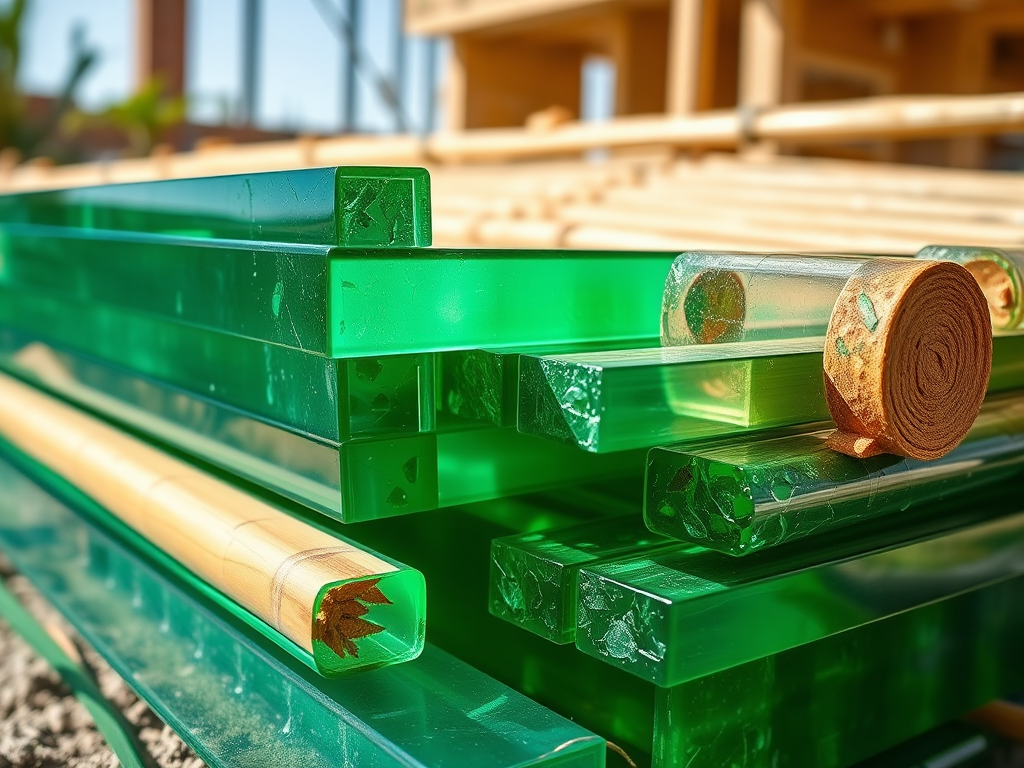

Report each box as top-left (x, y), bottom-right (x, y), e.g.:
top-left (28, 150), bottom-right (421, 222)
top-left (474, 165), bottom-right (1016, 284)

top-left (823, 259), bottom-right (992, 460)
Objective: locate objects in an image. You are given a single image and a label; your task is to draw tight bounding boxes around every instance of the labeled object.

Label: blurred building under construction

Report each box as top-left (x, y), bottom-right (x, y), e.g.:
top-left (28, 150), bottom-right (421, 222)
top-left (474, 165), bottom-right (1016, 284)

top-left (410, 0), bottom-right (1024, 167)
top-left (1, 0), bottom-right (1024, 254)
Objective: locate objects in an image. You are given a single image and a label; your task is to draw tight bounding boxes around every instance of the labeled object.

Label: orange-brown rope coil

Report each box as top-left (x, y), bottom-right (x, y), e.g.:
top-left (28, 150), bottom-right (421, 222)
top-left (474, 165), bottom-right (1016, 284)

top-left (824, 259), bottom-right (992, 460)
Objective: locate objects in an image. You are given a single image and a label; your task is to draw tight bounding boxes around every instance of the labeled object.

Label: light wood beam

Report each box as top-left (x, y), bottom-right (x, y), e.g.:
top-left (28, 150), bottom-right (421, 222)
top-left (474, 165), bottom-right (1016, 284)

top-left (667, 0), bottom-right (714, 114)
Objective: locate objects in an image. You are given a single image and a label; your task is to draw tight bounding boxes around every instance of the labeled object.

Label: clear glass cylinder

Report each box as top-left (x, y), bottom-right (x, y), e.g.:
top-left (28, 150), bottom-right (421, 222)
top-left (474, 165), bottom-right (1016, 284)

top-left (661, 252), bottom-right (869, 346)
top-left (917, 245), bottom-right (1024, 330)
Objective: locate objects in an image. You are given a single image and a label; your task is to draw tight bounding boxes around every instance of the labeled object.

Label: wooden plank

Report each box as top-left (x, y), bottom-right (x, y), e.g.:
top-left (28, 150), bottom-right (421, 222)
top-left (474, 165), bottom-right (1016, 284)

top-left (405, 0), bottom-right (612, 36)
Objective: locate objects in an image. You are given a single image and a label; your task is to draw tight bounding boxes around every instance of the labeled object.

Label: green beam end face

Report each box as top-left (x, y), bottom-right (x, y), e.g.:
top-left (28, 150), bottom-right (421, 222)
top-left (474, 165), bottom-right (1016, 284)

top-left (335, 167), bottom-right (431, 248)
top-left (312, 568), bottom-right (426, 677)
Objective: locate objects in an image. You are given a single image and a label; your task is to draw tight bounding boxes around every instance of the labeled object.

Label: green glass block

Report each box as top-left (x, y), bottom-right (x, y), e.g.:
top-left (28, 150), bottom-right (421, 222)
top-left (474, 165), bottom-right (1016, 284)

top-left (575, 490), bottom-right (1024, 688)
top-left (440, 349), bottom-right (523, 428)
top-left (439, 340), bottom-right (659, 428)
top-left (351, 503), bottom-right (659, 762)
top-left (0, 325), bottom-right (360, 516)
top-left (0, 228), bottom-right (337, 354)
top-left (0, 232), bottom-right (675, 357)
top-left (0, 289), bottom-right (432, 442)
top-left (653, 579), bottom-right (1024, 767)
top-left (490, 515), bottom-right (673, 644)
top-left (0, 458), bottom-right (607, 768)
top-left (0, 440), bottom-right (425, 678)
top-left (519, 339), bottom-right (826, 453)
top-left (520, 334), bottom-right (1024, 453)
top-left (645, 392), bottom-right (1024, 555)
top-left (0, 328), bottom-right (642, 523)
top-left (0, 166), bottom-right (431, 246)
top-left (326, 249), bottom-right (675, 357)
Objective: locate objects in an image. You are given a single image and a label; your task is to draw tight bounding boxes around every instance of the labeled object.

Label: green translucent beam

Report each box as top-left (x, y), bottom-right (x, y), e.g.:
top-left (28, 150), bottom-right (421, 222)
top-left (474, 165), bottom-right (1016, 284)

top-left (646, 392), bottom-right (1024, 556)
top-left (653, 577), bottom-right (1024, 767)
top-left (575, 491), bottom-right (1024, 687)
top-left (490, 515), bottom-right (674, 644)
top-left (0, 288), bottom-right (434, 443)
top-left (0, 456), bottom-right (607, 768)
top-left (350, 500), bottom-right (660, 760)
top-left (356, 492), bottom-right (1024, 766)
top-left (0, 329), bottom-right (642, 522)
top-left (519, 333), bottom-right (1024, 453)
top-left (0, 166), bottom-right (432, 246)
top-left (0, 227), bottom-right (677, 357)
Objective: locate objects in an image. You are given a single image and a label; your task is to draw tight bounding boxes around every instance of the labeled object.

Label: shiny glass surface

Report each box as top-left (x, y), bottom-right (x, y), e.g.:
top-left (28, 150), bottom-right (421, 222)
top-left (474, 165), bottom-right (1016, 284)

top-left (663, 249), bottom-right (1024, 343)
top-left (917, 245), bottom-right (1024, 330)
top-left (661, 252), bottom-right (866, 345)
top-left (351, 502), bottom-right (659, 761)
top-left (653, 578), bottom-right (1024, 767)
top-left (645, 392), bottom-right (1024, 555)
top-left (439, 339), bottom-right (659, 429)
top-left (326, 249), bottom-right (675, 357)
top-left (0, 289), bottom-right (388, 442)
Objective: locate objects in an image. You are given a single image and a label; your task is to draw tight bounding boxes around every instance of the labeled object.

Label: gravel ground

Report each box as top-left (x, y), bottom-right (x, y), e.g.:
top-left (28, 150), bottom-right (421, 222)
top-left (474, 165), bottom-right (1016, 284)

top-left (0, 555), bottom-right (205, 768)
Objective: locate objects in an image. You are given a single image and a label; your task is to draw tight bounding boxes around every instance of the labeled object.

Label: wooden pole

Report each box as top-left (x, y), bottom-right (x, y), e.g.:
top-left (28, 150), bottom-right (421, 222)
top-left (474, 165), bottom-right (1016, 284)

top-left (1, 92), bottom-right (1024, 189)
top-left (754, 91), bottom-right (1024, 142)
top-left (0, 372), bottom-right (423, 672)
top-left (666, 0), bottom-right (718, 115)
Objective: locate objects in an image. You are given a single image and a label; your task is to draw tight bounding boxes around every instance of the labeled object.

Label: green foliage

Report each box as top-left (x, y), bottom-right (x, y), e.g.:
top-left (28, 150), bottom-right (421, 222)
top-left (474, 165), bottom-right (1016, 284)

top-left (0, 0), bottom-right (98, 159)
top-left (68, 76), bottom-right (187, 157)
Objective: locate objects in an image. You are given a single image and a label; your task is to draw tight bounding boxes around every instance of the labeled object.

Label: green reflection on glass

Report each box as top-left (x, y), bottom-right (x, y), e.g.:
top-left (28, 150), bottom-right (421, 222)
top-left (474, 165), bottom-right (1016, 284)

top-left (577, 491), bottom-right (1024, 687)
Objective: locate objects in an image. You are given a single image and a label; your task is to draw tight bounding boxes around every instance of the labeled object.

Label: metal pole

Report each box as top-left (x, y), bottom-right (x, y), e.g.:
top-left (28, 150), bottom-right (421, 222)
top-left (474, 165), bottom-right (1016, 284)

top-left (343, 0), bottom-right (360, 132)
top-left (241, 0), bottom-right (260, 125)
top-left (423, 37), bottom-right (438, 135)
top-left (393, 0), bottom-right (406, 133)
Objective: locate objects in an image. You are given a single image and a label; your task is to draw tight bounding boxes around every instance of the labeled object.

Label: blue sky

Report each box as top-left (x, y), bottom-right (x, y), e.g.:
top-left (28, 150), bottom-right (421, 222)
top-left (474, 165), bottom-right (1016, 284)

top-left (15, 0), bottom-right (439, 133)
top-left (13, 0), bottom-right (613, 134)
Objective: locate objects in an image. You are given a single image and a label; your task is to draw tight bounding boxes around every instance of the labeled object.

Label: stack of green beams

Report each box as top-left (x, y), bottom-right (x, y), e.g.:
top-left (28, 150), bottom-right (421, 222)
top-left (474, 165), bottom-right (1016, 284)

top-left (2, 168), bottom-right (1024, 768)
